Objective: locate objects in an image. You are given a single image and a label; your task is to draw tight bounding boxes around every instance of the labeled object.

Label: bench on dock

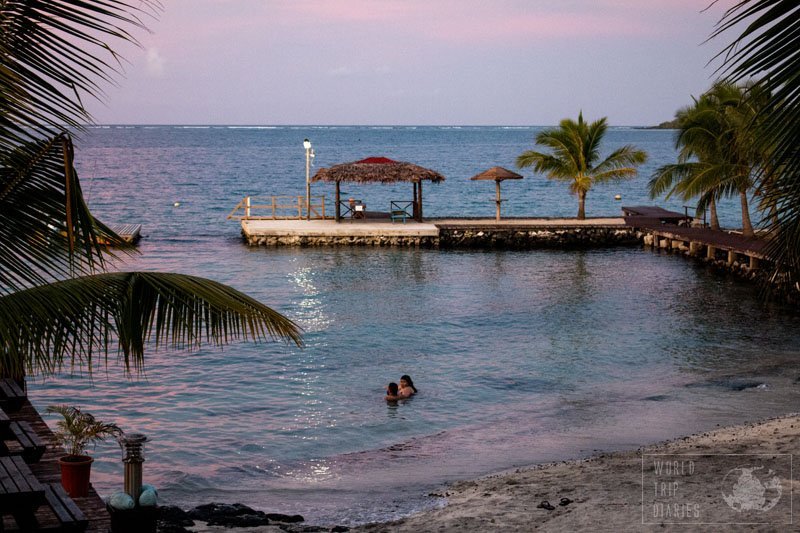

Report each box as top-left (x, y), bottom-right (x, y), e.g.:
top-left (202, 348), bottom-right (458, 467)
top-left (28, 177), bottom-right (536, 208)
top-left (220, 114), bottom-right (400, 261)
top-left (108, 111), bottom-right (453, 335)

top-left (0, 379), bottom-right (26, 412)
top-left (0, 455), bottom-right (46, 530)
top-left (390, 201), bottom-right (413, 224)
top-left (1, 421), bottom-right (46, 464)
top-left (391, 210), bottom-right (409, 223)
top-left (41, 483), bottom-right (88, 532)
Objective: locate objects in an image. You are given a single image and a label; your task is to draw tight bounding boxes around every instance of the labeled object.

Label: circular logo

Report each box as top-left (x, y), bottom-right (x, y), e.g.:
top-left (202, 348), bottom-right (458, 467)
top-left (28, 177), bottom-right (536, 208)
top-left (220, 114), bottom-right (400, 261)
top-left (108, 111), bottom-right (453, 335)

top-left (721, 466), bottom-right (782, 512)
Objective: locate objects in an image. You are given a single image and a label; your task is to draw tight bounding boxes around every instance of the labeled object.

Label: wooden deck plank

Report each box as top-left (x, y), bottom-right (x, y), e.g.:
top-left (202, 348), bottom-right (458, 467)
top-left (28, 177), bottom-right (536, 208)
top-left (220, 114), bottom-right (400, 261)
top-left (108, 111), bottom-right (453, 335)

top-left (7, 399), bottom-right (110, 533)
top-left (106, 223), bottom-right (142, 244)
top-left (629, 222), bottom-right (767, 257)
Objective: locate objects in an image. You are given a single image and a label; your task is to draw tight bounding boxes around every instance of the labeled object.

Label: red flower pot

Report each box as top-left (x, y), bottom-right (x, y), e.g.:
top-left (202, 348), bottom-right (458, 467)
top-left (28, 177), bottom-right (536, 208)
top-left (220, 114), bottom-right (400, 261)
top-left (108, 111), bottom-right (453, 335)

top-left (59, 455), bottom-right (93, 497)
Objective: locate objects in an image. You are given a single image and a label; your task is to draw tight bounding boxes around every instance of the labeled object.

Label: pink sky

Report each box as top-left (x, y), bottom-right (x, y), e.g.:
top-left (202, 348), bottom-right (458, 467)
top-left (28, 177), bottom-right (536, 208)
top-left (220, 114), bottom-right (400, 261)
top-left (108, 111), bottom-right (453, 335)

top-left (88, 0), bottom-right (738, 125)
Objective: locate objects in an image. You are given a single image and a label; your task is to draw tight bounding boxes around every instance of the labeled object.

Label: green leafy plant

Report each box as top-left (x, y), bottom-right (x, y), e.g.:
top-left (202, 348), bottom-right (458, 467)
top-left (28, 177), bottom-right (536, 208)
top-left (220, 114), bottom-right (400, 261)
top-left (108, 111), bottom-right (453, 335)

top-left (47, 405), bottom-right (123, 457)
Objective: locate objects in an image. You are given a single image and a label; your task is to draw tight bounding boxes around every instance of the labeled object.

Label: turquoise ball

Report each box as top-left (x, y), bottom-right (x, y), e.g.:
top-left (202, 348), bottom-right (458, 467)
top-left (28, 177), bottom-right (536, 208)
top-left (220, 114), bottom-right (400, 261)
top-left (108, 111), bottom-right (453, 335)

top-left (108, 492), bottom-right (135, 510)
top-left (139, 488), bottom-right (158, 507)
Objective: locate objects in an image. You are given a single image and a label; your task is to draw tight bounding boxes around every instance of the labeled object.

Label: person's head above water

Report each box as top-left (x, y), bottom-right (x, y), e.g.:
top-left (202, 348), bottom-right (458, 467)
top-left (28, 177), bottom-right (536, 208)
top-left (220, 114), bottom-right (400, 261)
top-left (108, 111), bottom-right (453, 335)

top-left (386, 382), bottom-right (399, 396)
top-left (399, 375), bottom-right (418, 393)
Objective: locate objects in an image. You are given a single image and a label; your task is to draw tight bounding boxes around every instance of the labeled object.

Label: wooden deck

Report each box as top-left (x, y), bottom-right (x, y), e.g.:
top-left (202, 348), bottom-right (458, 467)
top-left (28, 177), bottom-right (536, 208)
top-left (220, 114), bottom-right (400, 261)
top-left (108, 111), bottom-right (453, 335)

top-left (621, 205), bottom-right (691, 224)
top-left (2, 398), bottom-right (110, 532)
top-left (106, 223), bottom-right (142, 244)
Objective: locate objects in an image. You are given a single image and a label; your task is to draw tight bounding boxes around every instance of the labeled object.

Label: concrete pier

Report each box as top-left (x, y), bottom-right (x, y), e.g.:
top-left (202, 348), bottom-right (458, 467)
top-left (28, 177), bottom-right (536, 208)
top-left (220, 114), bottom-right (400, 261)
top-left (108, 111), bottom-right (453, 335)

top-left (239, 217), bottom-right (634, 248)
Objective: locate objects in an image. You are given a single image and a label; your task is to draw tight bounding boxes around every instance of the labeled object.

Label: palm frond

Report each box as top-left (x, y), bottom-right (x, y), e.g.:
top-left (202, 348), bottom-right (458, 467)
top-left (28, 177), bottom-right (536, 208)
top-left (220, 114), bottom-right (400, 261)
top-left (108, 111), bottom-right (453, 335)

top-left (592, 145), bottom-right (648, 181)
top-left (0, 272), bottom-right (304, 379)
top-left (711, 0), bottom-right (800, 289)
top-left (0, 1), bottom-right (163, 149)
top-left (0, 134), bottom-right (128, 294)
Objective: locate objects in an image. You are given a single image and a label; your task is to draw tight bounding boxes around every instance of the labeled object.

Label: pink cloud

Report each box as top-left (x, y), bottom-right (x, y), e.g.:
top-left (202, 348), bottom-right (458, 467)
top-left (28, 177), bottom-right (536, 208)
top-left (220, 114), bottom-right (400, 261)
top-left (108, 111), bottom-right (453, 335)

top-left (267, 0), bottom-right (727, 44)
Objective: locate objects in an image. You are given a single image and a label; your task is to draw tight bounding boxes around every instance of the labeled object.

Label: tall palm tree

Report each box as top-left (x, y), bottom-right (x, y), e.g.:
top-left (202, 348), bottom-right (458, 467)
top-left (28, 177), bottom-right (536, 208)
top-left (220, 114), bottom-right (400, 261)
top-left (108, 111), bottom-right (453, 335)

top-left (711, 0), bottom-right (800, 289)
top-left (0, 1), bottom-right (302, 380)
top-left (516, 113), bottom-right (647, 220)
top-left (649, 82), bottom-right (766, 237)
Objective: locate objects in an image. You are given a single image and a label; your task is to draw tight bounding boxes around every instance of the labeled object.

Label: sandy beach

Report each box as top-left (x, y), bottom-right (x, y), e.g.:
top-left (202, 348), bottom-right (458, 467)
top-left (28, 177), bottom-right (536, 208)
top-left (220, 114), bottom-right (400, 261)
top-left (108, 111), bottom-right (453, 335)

top-left (174, 413), bottom-right (799, 532)
top-left (354, 414), bottom-right (798, 532)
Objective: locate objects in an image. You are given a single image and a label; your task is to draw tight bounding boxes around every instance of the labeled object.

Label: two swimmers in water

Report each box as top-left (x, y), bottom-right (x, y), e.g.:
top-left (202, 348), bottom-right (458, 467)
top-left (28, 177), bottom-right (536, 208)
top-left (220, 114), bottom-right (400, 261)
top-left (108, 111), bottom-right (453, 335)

top-left (385, 374), bottom-right (417, 401)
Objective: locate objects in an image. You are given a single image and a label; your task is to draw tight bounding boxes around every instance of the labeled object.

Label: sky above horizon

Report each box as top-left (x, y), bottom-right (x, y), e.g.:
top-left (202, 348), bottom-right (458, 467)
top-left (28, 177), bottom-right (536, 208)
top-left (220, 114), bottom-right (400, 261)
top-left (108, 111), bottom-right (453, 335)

top-left (88, 0), bottom-right (739, 126)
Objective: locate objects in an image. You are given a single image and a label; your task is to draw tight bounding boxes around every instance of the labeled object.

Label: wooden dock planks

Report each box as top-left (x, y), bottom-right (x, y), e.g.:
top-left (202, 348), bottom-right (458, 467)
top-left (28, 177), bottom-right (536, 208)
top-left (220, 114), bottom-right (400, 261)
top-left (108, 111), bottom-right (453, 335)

top-left (106, 223), bottom-right (142, 244)
top-left (5, 400), bottom-right (110, 532)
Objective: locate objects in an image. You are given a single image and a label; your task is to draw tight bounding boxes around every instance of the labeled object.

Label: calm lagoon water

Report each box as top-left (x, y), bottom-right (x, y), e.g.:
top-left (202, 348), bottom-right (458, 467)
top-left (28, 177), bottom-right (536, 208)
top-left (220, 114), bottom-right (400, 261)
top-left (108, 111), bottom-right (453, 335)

top-left (26, 126), bottom-right (800, 525)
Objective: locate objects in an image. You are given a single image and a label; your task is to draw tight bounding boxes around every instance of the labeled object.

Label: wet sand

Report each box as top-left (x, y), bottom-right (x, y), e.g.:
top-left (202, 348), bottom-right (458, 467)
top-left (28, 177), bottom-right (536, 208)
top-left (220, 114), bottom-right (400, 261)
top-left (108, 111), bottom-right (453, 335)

top-left (183, 414), bottom-right (799, 532)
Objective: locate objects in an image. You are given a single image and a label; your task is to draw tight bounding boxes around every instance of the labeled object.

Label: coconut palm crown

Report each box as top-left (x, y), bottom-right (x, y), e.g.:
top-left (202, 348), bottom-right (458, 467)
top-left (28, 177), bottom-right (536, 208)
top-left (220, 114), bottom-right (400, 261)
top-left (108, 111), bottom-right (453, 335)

top-left (516, 112), bottom-right (647, 219)
top-left (649, 82), bottom-right (767, 237)
top-left (712, 0), bottom-right (800, 291)
top-left (0, 1), bottom-right (302, 380)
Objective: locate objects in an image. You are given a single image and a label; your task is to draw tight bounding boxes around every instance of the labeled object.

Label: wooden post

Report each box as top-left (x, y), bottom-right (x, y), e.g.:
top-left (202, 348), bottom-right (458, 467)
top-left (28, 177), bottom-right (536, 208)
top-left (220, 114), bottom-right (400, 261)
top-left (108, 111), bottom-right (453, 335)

top-left (245, 196), bottom-right (251, 219)
top-left (495, 180), bottom-right (501, 221)
top-left (689, 241), bottom-right (701, 256)
top-left (297, 196), bottom-right (302, 219)
top-left (707, 245), bottom-right (716, 260)
top-left (749, 255), bottom-right (759, 270)
top-left (335, 181), bottom-right (341, 222)
top-left (727, 250), bottom-right (736, 266)
top-left (412, 182), bottom-right (418, 219)
top-left (271, 196), bottom-right (276, 219)
top-left (418, 180), bottom-right (424, 221)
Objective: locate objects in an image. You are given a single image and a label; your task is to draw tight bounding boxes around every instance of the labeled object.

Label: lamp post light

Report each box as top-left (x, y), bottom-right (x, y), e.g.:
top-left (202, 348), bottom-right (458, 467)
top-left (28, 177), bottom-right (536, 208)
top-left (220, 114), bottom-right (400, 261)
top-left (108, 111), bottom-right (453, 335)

top-left (303, 138), bottom-right (312, 220)
top-left (119, 433), bottom-right (148, 499)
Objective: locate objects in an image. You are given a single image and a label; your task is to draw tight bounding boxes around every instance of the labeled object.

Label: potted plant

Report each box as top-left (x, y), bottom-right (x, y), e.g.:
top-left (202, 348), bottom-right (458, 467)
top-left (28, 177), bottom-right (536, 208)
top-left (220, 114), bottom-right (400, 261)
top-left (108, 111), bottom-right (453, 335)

top-left (47, 405), bottom-right (123, 497)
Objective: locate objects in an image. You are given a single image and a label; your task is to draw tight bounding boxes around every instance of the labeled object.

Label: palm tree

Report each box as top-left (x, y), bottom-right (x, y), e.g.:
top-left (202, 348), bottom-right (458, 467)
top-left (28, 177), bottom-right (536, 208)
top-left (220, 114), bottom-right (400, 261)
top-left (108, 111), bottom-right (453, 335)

top-left (516, 113), bottom-right (647, 220)
top-left (0, 1), bottom-right (302, 380)
top-left (649, 82), bottom-right (766, 237)
top-left (711, 0), bottom-right (800, 287)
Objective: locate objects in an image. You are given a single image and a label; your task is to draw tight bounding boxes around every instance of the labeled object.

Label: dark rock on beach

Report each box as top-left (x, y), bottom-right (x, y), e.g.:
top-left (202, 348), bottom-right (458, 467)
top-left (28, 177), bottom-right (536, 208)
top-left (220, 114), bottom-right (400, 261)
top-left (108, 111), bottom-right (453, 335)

top-left (267, 512), bottom-right (306, 523)
top-left (188, 502), bottom-right (273, 527)
top-left (157, 505), bottom-right (194, 533)
top-left (157, 502), bottom-right (311, 531)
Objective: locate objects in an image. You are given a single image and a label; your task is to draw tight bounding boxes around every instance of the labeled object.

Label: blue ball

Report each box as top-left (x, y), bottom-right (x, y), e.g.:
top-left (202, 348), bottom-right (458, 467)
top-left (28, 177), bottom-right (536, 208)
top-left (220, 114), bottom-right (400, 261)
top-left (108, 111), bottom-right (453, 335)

top-left (139, 488), bottom-right (158, 507)
top-left (139, 484), bottom-right (158, 496)
top-left (108, 492), bottom-right (135, 510)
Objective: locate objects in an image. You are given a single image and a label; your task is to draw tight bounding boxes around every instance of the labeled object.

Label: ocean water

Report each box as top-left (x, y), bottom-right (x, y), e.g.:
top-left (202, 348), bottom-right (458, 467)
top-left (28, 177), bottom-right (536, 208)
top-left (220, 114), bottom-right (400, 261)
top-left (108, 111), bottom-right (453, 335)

top-left (25, 126), bottom-right (800, 525)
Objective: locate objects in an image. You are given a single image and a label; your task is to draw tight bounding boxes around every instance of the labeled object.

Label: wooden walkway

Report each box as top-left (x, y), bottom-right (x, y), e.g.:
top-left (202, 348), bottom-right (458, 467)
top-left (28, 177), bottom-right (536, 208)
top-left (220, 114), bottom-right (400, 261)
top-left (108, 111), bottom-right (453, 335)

top-left (106, 223), bottom-right (141, 244)
top-left (2, 397), bottom-right (110, 532)
top-left (624, 209), bottom-right (768, 269)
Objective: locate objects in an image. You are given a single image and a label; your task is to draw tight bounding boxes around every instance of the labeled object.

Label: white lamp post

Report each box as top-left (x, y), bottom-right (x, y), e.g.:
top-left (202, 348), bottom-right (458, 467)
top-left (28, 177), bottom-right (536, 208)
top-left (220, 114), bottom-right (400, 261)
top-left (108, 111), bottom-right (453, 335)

top-left (303, 138), bottom-right (312, 220)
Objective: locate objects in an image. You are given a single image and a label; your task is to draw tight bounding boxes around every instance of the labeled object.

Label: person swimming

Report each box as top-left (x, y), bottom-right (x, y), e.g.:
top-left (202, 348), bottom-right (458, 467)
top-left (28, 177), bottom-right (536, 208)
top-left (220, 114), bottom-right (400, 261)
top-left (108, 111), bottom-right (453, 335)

top-left (385, 382), bottom-right (400, 401)
top-left (398, 375), bottom-right (417, 398)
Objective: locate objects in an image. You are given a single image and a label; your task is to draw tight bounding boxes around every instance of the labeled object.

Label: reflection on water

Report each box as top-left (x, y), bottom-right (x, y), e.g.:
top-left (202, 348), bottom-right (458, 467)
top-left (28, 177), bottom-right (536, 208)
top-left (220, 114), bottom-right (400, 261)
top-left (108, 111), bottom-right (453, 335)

top-left (32, 125), bottom-right (798, 524)
top-left (26, 247), bottom-right (800, 525)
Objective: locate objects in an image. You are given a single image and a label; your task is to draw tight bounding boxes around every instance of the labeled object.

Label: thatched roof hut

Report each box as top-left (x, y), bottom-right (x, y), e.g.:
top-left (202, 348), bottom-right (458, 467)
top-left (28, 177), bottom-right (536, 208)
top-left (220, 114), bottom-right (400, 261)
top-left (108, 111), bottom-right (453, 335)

top-left (469, 166), bottom-right (523, 221)
top-left (311, 157), bottom-right (445, 221)
top-left (312, 156), bottom-right (445, 184)
top-left (470, 166), bottom-right (523, 183)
